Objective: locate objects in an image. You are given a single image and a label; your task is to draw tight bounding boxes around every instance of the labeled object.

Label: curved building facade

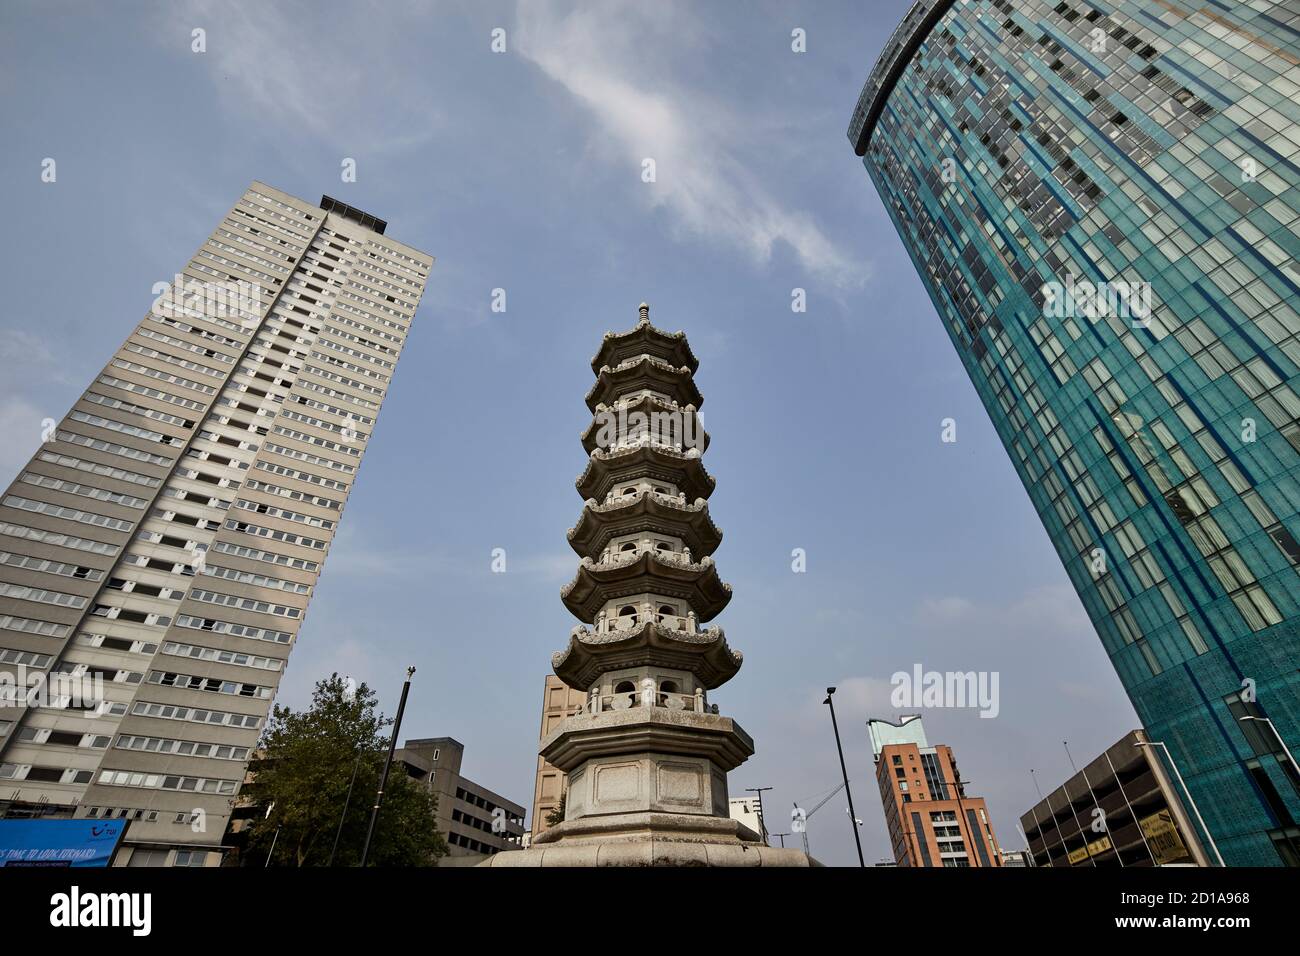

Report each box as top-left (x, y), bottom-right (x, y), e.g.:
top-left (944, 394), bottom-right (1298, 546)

top-left (849, 0), bottom-right (1300, 865)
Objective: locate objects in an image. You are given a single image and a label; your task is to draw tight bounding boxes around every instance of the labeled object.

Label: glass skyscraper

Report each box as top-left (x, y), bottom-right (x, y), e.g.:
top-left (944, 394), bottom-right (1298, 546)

top-left (849, 0), bottom-right (1300, 864)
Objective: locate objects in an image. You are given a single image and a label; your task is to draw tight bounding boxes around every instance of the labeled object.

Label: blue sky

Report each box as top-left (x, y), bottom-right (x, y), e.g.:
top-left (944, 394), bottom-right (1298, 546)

top-left (0, 0), bottom-right (1138, 866)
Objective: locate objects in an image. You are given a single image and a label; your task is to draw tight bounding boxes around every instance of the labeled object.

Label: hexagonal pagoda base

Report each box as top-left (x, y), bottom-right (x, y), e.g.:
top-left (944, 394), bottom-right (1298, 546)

top-left (475, 706), bottom-right (819, 867)
top-left (476, 812), bottom-right (818, 867)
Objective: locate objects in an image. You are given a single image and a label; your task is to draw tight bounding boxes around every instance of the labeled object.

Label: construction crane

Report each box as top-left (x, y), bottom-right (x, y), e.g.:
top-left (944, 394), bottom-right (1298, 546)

top-left (791, 781), bottom-right (847, 858)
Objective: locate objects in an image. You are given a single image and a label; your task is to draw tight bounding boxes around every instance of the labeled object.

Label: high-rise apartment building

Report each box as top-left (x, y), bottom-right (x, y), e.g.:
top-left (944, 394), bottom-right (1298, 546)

top-left (869, 715), bottom-right (1002, 867)
top-left (0, 182), bottom-right (431, 865)
top-left (849, 0), bottom-right (1300, 864)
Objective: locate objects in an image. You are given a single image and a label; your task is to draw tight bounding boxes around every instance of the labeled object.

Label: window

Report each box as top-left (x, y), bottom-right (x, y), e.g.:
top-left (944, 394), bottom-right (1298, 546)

top-left (127, 849), bottom-right (169, 867)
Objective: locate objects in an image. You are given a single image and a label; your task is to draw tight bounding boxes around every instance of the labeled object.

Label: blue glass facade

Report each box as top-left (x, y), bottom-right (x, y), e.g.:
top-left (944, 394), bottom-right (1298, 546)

top-left (850, 0), bottom-right (1300, 864)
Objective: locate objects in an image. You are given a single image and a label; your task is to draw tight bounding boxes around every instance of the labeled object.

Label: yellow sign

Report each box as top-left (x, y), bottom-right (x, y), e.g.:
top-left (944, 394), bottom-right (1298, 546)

top-left (1068, 833), bottom-right (1112, 865)
top-left (1140, 810), bottom-right (1190, 865)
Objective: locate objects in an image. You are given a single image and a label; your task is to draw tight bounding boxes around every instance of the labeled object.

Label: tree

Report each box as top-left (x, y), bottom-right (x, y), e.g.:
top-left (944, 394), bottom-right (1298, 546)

top-left (238, 673), bottom-right (448, 866)
top-left (545, 787), bottom-right (567, 827)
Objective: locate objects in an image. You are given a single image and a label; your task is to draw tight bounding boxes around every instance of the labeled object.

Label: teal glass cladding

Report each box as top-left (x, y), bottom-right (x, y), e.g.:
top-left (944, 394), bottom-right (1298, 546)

top-left (851, 0), bottom-right (1300, 864)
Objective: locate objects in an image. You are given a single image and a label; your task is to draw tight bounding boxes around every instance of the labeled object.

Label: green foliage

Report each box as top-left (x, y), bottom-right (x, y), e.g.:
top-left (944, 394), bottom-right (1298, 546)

top-left (238, 673), bottom-right (448, 867)
top-left (545, 787), bottom-right (566, 827)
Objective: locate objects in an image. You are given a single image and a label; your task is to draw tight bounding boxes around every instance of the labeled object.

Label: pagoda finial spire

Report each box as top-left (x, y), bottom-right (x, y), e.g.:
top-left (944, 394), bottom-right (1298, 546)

top-left (638, 302), bottom-right (650, 325)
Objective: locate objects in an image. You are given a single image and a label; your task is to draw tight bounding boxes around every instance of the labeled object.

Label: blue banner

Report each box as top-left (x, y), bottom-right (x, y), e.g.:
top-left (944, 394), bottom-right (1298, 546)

top-left (0, 819), bottom-right (127, 867)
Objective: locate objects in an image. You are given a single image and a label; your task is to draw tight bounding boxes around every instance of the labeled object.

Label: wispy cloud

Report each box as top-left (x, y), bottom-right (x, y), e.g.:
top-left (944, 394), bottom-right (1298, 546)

top-left (156, 0), bottom-right (443, 145)
top-left (514, 0), bottom-right (861, 288)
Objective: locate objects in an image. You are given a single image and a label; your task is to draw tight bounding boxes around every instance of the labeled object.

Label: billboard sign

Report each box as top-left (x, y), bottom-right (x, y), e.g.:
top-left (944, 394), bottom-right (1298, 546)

top-left (0, 819), bottom-right (127, 867)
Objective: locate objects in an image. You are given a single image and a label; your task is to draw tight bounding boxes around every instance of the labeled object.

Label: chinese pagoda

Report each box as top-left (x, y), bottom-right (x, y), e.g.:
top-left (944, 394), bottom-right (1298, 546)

top-left (483, 304), bottom-right (814, 866)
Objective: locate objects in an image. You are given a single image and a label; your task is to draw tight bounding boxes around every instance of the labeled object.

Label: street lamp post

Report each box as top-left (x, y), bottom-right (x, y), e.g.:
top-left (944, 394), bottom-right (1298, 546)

top-left (1135, 739), bottom-right (1225, 867)
top-left (360, 666), bottom-right (416, 867)
top-left (1240, 715), bottom-right (1300, 778)
top-left (823, 687), bottom-right (865, 867)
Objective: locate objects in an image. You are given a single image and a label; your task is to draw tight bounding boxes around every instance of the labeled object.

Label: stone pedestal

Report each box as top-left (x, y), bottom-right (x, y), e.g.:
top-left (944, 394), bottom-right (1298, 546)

top-left (478, 812), bottom-right (816, 866)
top-left (545, 707), bottom-right (748, 822)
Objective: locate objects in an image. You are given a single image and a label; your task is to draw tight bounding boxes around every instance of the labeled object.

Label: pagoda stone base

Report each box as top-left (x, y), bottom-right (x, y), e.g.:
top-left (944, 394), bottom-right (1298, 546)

top-left (565, 752), bottom-right (729, 819)
top-left (476, 812), bottom-right (819, 867)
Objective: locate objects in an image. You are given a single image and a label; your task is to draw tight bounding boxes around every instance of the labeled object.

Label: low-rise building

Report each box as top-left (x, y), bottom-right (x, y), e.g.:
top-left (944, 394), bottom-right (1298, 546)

top-left (728, 796), bottom-right (766, 843)
top-left (394, 737), bottom-right (525, 861)
top-left (1019, 730), bottom-right (1209, 867)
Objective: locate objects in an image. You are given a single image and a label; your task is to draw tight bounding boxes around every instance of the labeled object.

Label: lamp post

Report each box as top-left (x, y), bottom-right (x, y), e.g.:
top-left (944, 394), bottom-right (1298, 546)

top-left (823, 687), bottom-right (865, 867)
top-left (360, 666), bottom-right (415, 867)
top-left (1240, 715), bottom-right (1300, 778)
top-left (1135, 739), bottom-right (1225, 867)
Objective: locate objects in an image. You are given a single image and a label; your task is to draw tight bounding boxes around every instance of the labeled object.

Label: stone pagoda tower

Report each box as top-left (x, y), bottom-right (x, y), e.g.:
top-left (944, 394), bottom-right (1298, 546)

top-left (484, 304), bottom-right (813, 866)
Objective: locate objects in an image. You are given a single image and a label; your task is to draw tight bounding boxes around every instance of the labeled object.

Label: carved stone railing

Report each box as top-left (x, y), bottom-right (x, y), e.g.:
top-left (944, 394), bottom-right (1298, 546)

top-left (583, 490), bottom-right (701, 512)
top-left (582, 689), bottom-right (707, 714)
top-left (587, 547), bottom-right (704, 569)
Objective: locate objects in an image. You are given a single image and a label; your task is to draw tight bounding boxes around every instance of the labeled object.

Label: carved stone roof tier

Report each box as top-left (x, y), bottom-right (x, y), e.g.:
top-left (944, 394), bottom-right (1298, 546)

top-left (581, 393), bottom-right (710, 455)
top-left (560, 550), bottom-right (732, 622)
top-left (591, 316), bottom-right (699, 376)
top-left (552, 620), bottom-right (742, 690)
top-left (540, 709), bottom-right (753, 775)
top-left (585, 355), bottom-right (704, 412)
top-left (567, 491), bottom-right (723, 560)
top-left (576, 444), bottom-right (715, 503)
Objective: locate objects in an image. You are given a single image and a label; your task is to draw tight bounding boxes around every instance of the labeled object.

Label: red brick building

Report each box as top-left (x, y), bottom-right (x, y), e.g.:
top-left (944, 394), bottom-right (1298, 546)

top-left (869, 715), bottom-right (1001, 867)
